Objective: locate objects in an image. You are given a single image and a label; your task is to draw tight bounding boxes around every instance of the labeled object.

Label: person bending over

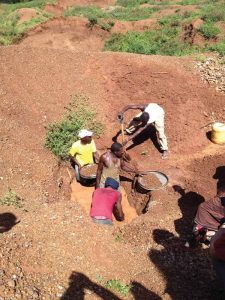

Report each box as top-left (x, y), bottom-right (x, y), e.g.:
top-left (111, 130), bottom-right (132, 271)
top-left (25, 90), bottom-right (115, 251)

top-left (118, 103), bottom-right (168, 159)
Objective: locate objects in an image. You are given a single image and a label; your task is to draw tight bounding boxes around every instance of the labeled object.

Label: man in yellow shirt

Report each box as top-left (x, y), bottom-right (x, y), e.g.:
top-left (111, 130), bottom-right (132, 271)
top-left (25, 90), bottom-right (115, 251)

top-left (69, 129), bottom-right (99, 181)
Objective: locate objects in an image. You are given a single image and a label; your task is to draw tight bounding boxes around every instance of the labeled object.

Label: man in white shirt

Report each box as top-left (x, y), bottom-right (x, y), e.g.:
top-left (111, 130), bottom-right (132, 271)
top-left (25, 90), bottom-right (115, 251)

top-left (118, 103), bottom-right (168, 159)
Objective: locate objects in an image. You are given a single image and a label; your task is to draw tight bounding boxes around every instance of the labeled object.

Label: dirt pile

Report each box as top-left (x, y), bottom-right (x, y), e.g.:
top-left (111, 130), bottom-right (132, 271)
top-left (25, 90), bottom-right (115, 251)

top-left (195, 55), bottom-right (225, 93)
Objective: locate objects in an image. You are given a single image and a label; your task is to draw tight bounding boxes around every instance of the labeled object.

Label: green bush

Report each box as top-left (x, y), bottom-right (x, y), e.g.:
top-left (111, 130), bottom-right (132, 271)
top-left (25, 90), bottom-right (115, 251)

top-left (110, 6), bottom-right (158, 21)
top-left (104, 279), bottom-right (132, 297)
top-left (64, 5), bottom-right (158, 21)
top-left (200, 3), bottom-right (225, 23)
top-left (45, 95), bottom-right (103, 160)
top-left (64, 6), bottom-right (106, 18)
top-left (206, 39), bottom-right (225, 56)
top-left (104, 28), bottom-right (199, 56)
top-left (198, 22), bottom-right (220, 39)
top-left (0, 189), bottom-right (23, 208)
top-left (0, 0), bottom-right (54, 45)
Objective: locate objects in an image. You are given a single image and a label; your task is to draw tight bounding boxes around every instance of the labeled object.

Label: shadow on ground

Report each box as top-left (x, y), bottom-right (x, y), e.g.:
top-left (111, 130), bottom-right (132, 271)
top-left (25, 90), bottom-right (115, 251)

top-left (0, 212), bottom-right (19, 233)
top-left (61, 271), bottom-right (162, 300)
top-left (173, 185), bottom-right (205, 239)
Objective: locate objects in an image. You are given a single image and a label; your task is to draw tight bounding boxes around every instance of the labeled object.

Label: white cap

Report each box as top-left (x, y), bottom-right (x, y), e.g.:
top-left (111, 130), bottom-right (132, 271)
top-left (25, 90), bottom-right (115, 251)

top-left (78, 129), bottom-right (93, 139)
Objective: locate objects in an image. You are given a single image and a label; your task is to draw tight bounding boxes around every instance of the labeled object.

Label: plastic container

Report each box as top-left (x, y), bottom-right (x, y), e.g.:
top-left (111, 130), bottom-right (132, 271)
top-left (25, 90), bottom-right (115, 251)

top-left (211, 122), bottom-right (225, 145)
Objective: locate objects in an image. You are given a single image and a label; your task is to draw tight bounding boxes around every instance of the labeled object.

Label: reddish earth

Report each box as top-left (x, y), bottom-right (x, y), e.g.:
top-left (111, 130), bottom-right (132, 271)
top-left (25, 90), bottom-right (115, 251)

top-left (17, 8), bottom-right (37, 25)
top-left (1, 1), bottom-right (225, 299)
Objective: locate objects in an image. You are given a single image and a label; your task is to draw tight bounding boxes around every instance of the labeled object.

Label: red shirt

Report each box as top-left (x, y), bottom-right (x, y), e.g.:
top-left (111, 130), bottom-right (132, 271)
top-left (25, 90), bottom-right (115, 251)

top-left (90, 188), bottom-right (120, 220)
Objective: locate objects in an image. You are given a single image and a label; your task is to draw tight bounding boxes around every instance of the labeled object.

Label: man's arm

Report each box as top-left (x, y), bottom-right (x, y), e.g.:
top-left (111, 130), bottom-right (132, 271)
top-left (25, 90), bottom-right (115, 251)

top-left (93, 151), bottom-right (100, 163)
top-left (115, 193), bottom-right (124, 221)
top-left (119, 104), bottom-right (146, 115)
top-left (95, 154), bottom-right (105, 188)
top-left (123, 124), bottom-right (150, 145)
top-left (69, 154), bottom-right (81, 169)
top-left (120, 159), bottom-right (138, 174)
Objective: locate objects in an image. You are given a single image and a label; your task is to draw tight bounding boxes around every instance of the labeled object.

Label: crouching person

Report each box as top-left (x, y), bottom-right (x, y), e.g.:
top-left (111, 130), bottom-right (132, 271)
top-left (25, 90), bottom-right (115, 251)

top-left (69, 129), bottom-right (99, 182)
top-left (90, 177), bottom-right (124, 226)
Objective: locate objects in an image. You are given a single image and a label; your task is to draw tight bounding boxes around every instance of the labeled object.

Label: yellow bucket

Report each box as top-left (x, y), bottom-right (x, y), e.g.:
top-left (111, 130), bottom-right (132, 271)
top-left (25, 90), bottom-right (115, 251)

top-left (211, 122), bottom-right (225, 145)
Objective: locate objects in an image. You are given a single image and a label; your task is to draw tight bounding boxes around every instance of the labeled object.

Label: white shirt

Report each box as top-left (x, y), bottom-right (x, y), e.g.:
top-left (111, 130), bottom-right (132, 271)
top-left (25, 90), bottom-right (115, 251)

top-left (144, 103), bottom-right (164, 124)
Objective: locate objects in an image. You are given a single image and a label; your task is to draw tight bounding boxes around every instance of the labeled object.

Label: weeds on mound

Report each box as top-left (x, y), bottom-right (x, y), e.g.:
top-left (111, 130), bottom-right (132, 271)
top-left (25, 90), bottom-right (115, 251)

top-left (45, 95), bottom-right (103, 160)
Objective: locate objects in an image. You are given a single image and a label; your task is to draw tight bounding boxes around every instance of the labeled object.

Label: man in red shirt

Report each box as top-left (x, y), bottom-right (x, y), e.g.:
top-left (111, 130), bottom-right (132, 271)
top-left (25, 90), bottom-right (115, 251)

top-left (90, 177), bottom-right (124, 225)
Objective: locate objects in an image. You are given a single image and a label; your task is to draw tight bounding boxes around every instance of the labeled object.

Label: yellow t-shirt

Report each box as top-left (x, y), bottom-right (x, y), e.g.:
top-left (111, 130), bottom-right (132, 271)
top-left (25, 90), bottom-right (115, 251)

top-left (69, 140), bottom-right (96, 167)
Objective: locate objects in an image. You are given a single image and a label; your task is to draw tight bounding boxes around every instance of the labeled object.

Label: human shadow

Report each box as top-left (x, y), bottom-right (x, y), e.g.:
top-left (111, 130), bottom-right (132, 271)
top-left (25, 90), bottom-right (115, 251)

top-left (173, 185), bottom-right (205, 239)
top-left (126, 126), bottom-right (161, 153)
top-left (130, 281), bottom-right (162, 300)
top-left (112, 126), bottom-right (161, 153)
top-left (61, 272), bottom-right (120, 300)
top-left (61, 272), bottom-right (162, 300)
top-left (213, 166), bottom-right (225, 190)
top-left (148, 229), bottom-right (224, 300)
top-left (0, 212), bottom-right (19, 233)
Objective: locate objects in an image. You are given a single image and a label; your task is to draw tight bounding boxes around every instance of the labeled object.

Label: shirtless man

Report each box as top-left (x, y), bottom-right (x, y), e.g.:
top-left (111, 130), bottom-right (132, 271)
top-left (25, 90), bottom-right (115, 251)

top-left (96, 142), bottom-right (137, 189)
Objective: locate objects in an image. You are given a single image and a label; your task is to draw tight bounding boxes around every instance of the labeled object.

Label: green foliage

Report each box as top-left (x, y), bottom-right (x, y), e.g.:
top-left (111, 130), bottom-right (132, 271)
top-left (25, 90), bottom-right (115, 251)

top-left (0, 0), bottom-right (54, 45)
top-left (64, 5), bottom-right (158, 21)
top-left (104, 28), bottom-right (199, 56)
top-left (97, 275), bottom-right (132, 297)
top-left (64, 6), bottom-right (106, 18)
top-left (200, 3), bottom-right (225, 23)
top-left (110, 6), bottom-right (158, 21)
top-left (198, 22), bottom-right (220, 39)
top-left (0, 189), bottom-right (23, 208)
top-left (87, 16), bottom-right (98, 28)
top-left (116, 0), bottom-right (171, 6)
top-left (206, 39), bottom-right (225, 56)
top-left (45, 95), bottom-right (103, 160)
top-left (104, 279), bottom-right (132, 296)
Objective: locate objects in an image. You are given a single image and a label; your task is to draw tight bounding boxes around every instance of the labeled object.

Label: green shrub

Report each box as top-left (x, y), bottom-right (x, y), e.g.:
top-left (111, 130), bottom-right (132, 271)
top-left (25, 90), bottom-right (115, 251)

top-left (45, 95), bottom-right (103, 160)
top-left (206, 39), bottom-right (225, 56)
top-left (64, 6), bottom-right (106, 18)
top-left (0, 1), bottom-right (54, 45)
top-left (64, 5), bottom-right (158, 21)
top-left (110, 6), bottom-right (158, 21)
top-left (200, 3), bottom-right (225, 23)
top-left (198, 22), bottom-right (220, 39)
top-left (0, 189), bottom-right (23, 208)
top-left (87, 16), bottom-right (98, 28)
top-left (104, 279), bottom-right (132, 297)
top-left (104, 28), bottom-right (199, 56)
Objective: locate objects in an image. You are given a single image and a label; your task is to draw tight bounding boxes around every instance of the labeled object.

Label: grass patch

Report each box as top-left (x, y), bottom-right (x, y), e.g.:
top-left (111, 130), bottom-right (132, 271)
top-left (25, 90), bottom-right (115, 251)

top-left (96, 275), bottom-right (132, 297)
top-left (105, 279), bottom-right (132, 296)
top-left (200, 3), bottom-right (225, 23)
top-left (64, 5), bottom-right (158, 21)
top-left (0, 0), bottom-right (54, 45)
top-left (198, 22), bottom-right (220, 39)
top-left (0, 189), bottom-right (23, 208)
top-left (104, 28), bottom-right (199, 56)
top-left (206, 39), bottom-right (225, 56)
top-left (45, 95), bottom-right (103, 160)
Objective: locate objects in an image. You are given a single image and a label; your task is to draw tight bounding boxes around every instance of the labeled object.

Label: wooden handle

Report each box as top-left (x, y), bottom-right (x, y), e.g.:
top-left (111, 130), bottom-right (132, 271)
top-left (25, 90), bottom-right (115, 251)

top-left (121, 122), bottom-right (125, 143)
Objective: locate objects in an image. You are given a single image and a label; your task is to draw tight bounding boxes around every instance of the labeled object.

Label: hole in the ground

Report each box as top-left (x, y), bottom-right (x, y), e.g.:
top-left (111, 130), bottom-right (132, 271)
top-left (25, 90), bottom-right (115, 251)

top-left (70, 177), bottom-right (150, 225)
